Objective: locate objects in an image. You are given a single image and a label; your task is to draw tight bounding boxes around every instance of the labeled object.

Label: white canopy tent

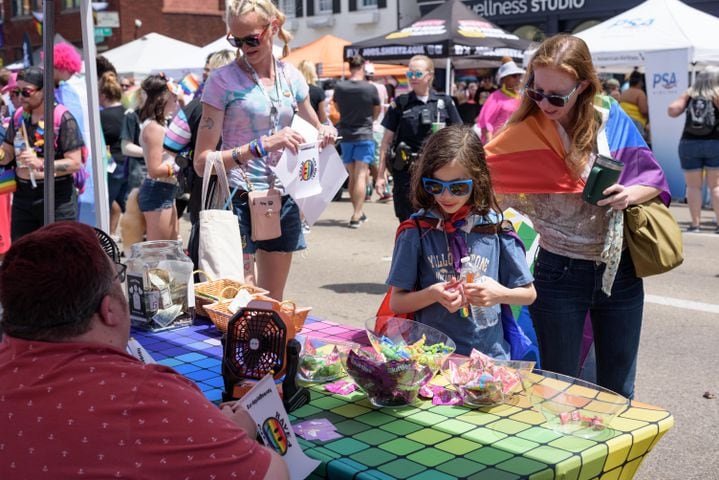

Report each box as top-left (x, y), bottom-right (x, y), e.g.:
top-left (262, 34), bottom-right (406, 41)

top-left (575, 0), bottom-right (719, 70)
top-left (574, 0), bottom-right (719, 198)
top-left (102, 32), bottom-right (206, 79)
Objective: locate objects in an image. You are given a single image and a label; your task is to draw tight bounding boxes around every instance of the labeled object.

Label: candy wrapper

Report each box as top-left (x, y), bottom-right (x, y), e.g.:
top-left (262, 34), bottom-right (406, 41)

top-left (376, 334), bottom-right (454, 372)
top-left (298, 337), bottom-right (354, 383)
top-left (444, 350), bottom-right (533, 406)
top-left (324, 380), bottom-right (357, 396)
top-left (419, 384), bottom-right (464, 406)
top-left (343, 349), bottom-right (433, 407)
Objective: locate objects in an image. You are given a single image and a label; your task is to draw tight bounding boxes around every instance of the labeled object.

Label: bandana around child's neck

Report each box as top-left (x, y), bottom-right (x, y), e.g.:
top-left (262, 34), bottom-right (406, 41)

top-left (442, 205), bottom-right (472, 275)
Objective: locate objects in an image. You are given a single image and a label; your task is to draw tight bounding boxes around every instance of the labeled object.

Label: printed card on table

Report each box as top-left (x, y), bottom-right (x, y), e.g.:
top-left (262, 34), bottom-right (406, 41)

top-left (238, 374), bottom-right (320, 480)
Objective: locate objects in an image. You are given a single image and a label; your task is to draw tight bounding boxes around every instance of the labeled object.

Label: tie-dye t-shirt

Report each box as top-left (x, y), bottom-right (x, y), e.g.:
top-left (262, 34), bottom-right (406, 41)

top-left (201, 59), bottom-right (309, 192)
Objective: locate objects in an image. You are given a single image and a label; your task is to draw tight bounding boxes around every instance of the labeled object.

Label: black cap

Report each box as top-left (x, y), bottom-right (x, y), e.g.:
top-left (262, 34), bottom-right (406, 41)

top-left (17, 66), bottom-right (44, 89)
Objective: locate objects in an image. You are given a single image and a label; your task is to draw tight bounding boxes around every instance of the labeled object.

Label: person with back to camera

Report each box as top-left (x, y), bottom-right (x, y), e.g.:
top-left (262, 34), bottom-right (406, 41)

top-left (99, 71), bottom-right (129, 240)
top-left (376, 55), bottom-right (462, 223)
top-left (194, 0), bottom-right (336, 302)
top-left (0, 221), bottom-right (288, 479)
top-left (619, 69), bottom-right (649, 139)
top-left (136, 74), bottom-right (181, 242)
top-left (386, 125), bottom-right (536, 357)
top-left (484, 35), bottom-right (670, 398)
top-left (0, 66), bottom-right (83, 240)
top-left (667, 66), bottom-right (719, 233)
top-left (476, 58), bottom-right (525, 143)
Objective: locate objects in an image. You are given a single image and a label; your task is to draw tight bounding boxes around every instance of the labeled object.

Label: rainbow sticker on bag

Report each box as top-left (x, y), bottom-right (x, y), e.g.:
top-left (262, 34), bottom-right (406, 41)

top-left (299, 159), bottom-right (318, 182)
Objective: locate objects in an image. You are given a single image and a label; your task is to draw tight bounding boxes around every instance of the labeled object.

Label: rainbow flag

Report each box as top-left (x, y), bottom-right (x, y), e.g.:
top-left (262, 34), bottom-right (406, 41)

top-left (32, 11), bottom-right (43, 36)
top-left (485, 96), bottom-right (670, 202)
top-left (179, 73), bottom-right (200, 96)
top-left (0, 169), bottom-right (17, 194)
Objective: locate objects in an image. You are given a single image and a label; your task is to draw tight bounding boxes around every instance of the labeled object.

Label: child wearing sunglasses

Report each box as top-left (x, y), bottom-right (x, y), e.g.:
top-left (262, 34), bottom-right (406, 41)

top-left (484, 35), bottom-right (670, 398)
top-left (385, 125), bottom-right (536, 357)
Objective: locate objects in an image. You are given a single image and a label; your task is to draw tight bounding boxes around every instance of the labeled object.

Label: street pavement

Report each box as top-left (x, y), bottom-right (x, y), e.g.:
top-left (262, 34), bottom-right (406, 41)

top-left (183, 192), bottom-right (719, 479)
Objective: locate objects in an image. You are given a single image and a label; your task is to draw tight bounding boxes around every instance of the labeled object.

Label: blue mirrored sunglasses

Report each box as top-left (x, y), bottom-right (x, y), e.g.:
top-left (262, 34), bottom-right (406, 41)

top-left (422, 177), bottom-right (473, 197)
top-left (406, 70), bottom-right (426, 80)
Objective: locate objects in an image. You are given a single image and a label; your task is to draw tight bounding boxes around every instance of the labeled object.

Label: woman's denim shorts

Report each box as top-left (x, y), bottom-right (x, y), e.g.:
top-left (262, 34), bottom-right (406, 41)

top-left (232, 191), bottom-right (306, 254)
top-left (678, 138), bottom-right (719, 171)
top-left (138, 178), bottom-right (178, 212)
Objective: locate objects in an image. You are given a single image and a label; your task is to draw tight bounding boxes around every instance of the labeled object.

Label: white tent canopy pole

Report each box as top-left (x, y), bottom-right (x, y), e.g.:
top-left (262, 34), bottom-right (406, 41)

top-left (81, 0), bottom-right (109, 232)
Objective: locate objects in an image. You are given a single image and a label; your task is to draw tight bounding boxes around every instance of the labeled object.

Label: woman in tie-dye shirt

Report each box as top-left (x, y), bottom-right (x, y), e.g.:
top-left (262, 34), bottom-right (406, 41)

top-left (195, 0), bottom-right (336, 301)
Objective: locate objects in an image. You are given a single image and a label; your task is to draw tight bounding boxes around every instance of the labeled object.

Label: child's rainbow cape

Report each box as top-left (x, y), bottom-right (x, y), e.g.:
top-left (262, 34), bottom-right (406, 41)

top-left (485, 97), bottom-right (670, 203)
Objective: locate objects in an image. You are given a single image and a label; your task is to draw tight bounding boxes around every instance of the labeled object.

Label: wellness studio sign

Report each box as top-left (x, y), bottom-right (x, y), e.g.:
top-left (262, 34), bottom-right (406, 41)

top-left (472, 0), bottom-right (587, 16)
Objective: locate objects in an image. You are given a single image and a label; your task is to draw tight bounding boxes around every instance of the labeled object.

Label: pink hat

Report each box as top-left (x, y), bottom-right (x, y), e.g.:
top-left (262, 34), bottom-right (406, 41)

top-left (2, 73), bottom-right (17, 94)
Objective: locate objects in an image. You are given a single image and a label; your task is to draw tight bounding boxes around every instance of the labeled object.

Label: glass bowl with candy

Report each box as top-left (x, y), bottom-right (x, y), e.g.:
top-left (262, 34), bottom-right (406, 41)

top-left (442, 350), bottom-right (535, 407)
top-left (297, 336), bottom-right (359, 383)
top-left (521, 369), bottom-right (629, 439)
top-left (365, 316), bottom-right (456, 375)
top-left (340, 345), bottom-right (433, 408)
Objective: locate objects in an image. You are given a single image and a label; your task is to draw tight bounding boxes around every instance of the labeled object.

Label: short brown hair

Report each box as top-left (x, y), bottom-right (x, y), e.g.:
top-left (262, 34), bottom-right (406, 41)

top-left (0, 222), bottom-right (116, 341)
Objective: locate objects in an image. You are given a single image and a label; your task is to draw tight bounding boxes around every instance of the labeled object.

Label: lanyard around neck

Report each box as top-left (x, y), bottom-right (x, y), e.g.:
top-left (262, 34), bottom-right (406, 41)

top-left (243, 55), bottom-right (296, 135)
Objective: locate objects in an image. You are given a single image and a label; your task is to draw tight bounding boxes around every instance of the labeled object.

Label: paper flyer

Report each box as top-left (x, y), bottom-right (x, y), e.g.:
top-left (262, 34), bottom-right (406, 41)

top-left (126, 337), bottom-right (156, 364)
top-left (238, 374), bottom-right (320, 480)
top-left (271, 116), bottom-right (348, 226)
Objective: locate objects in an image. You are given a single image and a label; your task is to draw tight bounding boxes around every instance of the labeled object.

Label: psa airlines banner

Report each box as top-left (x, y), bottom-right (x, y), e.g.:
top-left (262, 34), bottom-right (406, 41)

top-left (644, 48), bottom-right (688, 198)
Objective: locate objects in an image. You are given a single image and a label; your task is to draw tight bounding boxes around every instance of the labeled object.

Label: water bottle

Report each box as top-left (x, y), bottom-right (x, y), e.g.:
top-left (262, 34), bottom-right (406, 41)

top-left (460, 256), bottom-right (498, 329)
top-left (13, 132), bottom-right (26, 158)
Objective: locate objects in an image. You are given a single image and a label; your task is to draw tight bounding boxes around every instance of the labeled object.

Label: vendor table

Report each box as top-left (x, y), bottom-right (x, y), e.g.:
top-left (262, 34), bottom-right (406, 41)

top-left (132, 318), bottom-right (673, 480)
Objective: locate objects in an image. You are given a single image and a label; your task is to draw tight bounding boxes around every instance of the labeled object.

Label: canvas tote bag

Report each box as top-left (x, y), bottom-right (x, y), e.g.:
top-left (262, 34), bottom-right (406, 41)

top-left (198, 152), bottom-right (244, 281)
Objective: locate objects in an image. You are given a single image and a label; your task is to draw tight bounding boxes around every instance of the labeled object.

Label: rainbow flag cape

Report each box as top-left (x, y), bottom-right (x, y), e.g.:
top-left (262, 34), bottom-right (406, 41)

top-left (485, 96), bottom-right (670, 203)
top-left (179, 73), bottom-right (200, 96)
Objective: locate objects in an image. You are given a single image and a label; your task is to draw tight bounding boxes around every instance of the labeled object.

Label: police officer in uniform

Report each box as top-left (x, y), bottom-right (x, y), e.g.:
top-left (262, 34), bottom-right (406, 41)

top-left (376, 55), bottom-right (462, 222)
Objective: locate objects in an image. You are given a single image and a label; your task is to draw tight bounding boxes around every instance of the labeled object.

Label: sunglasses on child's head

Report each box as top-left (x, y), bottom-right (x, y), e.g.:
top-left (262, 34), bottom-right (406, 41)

top-left (406, 70), bottom-right (426, 80)
top-left (524, 84), bottom-right (580, 107)
top-left (12, 87), bottom-right (38, 98)
top-left (226, 24), bottom-right (270, 48)
top-left (422, 177), bottom-right (473, 197)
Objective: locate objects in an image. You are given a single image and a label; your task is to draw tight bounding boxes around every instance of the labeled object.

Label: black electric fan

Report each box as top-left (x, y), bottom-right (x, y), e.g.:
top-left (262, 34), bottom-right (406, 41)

top-left (222, 307), bottom-right (309, 412)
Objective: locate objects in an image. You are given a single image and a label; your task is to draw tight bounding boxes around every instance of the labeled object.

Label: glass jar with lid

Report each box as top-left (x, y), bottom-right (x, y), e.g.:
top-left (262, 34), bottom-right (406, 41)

top-left (126, 240), bottom-right (194, 331)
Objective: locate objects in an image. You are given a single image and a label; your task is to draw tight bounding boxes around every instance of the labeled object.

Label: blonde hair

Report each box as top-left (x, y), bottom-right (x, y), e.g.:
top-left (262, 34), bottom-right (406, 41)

top-left (99, 71), bottom-right (122, 102)
top-left (226, 0), bottom-right (293, 57)
top-left (508, 34), bottom-right (602, 178)
top-left (688, 66), bottom-right (719, 100)
top-left (409, 55), bottom-right (434, 74)
top-left (298, 60), bottom-right (318, 86)
top-left (207, 49), bottom-right (236, 70)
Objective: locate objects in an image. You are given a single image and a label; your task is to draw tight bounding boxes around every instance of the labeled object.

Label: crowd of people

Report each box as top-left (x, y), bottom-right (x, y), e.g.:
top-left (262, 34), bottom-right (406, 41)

top-left (0, 0), bottom-right (711, 474)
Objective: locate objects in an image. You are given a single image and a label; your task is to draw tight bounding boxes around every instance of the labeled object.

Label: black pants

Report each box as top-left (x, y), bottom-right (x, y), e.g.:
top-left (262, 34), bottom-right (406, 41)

top-left (12, 175), bottom-right (78, 241)
top-left (391, 169), bottom-right (413, 222)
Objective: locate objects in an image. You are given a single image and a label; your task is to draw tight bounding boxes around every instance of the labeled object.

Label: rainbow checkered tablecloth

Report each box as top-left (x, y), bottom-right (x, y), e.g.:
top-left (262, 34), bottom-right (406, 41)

top-left (133, 318), bottom-right (673, 480)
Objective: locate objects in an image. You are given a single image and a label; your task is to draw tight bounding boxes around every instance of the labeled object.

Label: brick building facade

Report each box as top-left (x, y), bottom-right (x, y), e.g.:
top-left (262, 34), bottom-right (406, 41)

top-left (1, 0), bottom-right (228, 66)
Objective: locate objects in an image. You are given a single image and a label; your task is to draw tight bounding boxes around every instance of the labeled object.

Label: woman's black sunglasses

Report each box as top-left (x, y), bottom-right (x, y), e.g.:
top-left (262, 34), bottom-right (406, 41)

top-left (227, 24), bottom-right (270, 49)
top-left (524, 84), bottom-right (580, 107)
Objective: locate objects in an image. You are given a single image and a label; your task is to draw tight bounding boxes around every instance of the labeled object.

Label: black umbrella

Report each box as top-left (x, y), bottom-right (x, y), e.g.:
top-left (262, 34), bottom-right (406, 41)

top-left (344, 0), bottom-right (530, 67)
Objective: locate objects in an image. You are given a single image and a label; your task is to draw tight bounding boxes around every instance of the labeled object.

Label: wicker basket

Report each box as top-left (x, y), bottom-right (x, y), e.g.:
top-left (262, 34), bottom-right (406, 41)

top-left (193, 270), bottom-right (268, 317)
top-left (204, 296), bottom-right (311, 334)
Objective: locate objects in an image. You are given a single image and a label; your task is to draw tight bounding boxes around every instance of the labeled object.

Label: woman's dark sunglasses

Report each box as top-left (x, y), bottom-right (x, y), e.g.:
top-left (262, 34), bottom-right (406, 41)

top-left (524, 84), bottom-right (580, 107)
top-left (422, 177), bottom-right (473, 197)
top-left (227, 24), bottom-right (270, 48)
top-left (13, 87), bottom-right (38, 98)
